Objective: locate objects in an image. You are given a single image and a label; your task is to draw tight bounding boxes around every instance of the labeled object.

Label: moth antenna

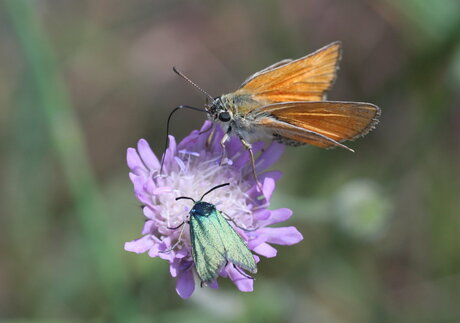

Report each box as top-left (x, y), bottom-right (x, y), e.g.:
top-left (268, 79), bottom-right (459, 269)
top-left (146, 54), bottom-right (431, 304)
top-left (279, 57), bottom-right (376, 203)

top-left (200, 183), bottom-right (230, 201)
top-left (160, 105), bottom-right (209, 174)
top-left (173, 67), bottom-right (215, 103)
top-left (176, 196), bottom-right (196, 203)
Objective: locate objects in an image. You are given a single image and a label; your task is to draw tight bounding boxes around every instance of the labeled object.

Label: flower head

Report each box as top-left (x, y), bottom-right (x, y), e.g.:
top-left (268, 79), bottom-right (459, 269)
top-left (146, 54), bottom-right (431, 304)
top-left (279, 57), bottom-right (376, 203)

top-left (125, 121), bottom-right (303, 298)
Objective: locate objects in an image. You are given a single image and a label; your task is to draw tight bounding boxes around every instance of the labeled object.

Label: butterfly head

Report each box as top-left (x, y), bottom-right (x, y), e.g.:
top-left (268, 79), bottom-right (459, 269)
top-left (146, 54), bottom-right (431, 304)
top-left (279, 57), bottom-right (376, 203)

top-left (207, 96), bottom-right (233, 124)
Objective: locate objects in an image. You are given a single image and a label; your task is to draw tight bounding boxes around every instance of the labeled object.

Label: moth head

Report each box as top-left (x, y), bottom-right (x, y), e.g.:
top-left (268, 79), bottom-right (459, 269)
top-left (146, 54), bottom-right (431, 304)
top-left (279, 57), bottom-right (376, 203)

top-left (191, 201), bottom-right (215, 217)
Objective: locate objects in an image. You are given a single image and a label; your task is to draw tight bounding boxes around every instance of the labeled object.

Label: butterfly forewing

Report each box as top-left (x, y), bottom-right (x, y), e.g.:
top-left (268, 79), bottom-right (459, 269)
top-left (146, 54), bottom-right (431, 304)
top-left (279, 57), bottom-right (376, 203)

top-left (235, 42), bottom-right (341, 104)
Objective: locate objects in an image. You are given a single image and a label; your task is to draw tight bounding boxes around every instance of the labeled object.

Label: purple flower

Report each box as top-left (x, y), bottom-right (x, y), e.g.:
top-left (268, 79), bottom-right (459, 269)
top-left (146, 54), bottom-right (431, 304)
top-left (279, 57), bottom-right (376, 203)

top-left (124, 121), bottom-right (303, 298)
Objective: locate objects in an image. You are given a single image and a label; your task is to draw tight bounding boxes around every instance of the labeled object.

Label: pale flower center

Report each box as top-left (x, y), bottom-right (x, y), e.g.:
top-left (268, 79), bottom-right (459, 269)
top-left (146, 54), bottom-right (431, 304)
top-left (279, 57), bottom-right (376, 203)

top-left (153, 151), bottom-right (256, 251)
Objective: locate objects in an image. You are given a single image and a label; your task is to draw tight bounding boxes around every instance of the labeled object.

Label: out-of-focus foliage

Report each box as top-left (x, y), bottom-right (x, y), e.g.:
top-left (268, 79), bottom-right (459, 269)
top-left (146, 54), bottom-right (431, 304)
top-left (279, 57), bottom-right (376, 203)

top-left (1, 0), bottom-right (459, 321)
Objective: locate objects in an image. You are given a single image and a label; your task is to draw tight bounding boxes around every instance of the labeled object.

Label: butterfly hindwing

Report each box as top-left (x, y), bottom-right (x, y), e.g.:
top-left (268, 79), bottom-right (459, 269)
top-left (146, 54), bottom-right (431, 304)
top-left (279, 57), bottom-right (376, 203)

top-left (252, 101), bottom-right (380, 148)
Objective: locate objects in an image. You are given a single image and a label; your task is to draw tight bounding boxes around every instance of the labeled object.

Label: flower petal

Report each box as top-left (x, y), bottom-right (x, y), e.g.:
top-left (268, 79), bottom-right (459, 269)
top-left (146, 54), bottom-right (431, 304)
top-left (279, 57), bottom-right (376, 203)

top-left (143, 205), bottom-right (160, 218)
top-left (252, 242), bottom-right (277, 258)
top-left (162, 135), bottom-right (177, 171)
top-left (259, 170), bottom-right (282, 182)
top-left (176, 267), bottom-right (195, 299)
top-left (247, 235), bottom-right (266, 249)
top-left (157, 250), bottom-right (176, 262)
top-left (245, 172), bottom-right (282, 202)
top-left (178, 130), bottom-right (199, 150)
top-left (124, 236), bottom-right (155, 254)
top-left (222, 132), bottom-right (241, 158)
top-left (232, 142), bottom-right (265, 169)
top-left (174, 156), bottom-right (187, 173)
top-left (141, 220), bottom-right (156, 235)
top-left (258, 227), bottom-right (304, 245)
top-left (143, 178), bottom-right (157, 195)
top-left (256, 142), bottom-right (284, 172)
top-left (127, 148), bottom-right (147, 175)
top-left (253, 209), bottom-right (271, 221)
top-left (262, 177), bottom-right (276, 201)
top-left (147, 243), bottom-right (161, 258)
top-left (227, 266), bottom-right (254, 292)
top-left (208, 280), bottom-right (219, 289)
top-left (137, 139), bottom-right (160, 170)
top-left (260, 208), bottom-right (293, 226)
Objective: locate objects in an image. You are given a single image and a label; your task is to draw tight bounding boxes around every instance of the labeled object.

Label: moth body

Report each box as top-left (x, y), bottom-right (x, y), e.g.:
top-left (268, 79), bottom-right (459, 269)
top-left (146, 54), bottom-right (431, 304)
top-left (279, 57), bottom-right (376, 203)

top-left (187, 200), bottom-right (257, 285)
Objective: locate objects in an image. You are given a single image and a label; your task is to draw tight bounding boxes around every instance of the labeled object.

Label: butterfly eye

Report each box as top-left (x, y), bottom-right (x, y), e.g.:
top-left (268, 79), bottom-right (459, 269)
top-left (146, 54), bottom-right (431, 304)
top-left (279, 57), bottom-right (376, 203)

top-left (218, 112), bottom-right (231, 122)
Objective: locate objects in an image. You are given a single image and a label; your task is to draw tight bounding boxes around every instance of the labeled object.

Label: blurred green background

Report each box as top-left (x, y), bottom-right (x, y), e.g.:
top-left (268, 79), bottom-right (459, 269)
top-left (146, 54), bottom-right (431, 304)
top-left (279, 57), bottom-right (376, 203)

top-left (1, 0), bottom-right (460, 322)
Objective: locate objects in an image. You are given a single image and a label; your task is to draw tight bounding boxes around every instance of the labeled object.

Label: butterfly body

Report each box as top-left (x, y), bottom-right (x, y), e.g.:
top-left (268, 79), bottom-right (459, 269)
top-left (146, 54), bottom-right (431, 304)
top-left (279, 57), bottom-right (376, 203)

top-left (209, 94), bottom-right (274, 143)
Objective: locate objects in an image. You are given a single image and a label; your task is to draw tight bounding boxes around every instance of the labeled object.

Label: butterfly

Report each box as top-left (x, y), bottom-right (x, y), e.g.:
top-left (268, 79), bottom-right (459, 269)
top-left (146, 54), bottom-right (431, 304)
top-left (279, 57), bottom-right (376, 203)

top-left (169, 41), bottom-right (380, 181)
top-left (172, 183), bottom-right (257, 286)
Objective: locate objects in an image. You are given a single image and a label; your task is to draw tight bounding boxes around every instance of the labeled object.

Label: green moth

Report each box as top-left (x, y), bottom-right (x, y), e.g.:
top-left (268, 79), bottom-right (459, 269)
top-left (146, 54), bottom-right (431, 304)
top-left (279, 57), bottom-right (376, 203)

top-left (174, 183), bottom-right (257, 285)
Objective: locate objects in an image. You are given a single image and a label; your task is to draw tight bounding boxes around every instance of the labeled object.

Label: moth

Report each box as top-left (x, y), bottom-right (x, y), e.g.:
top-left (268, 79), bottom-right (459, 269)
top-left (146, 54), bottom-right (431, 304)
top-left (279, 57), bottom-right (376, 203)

top-left (172, 183), bottom-right (257, 285)
top-left (169, 41), bottom-right (380, 180)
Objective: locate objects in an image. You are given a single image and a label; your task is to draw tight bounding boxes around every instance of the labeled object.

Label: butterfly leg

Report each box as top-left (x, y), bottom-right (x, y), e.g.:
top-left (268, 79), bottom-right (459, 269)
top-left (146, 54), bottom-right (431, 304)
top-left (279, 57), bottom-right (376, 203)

top-left (219, 133), bottom-right (230, 165)
top-left (205, 125), bottom-right (216, 147)
top-left (239, 137), bottom-right (262, 191)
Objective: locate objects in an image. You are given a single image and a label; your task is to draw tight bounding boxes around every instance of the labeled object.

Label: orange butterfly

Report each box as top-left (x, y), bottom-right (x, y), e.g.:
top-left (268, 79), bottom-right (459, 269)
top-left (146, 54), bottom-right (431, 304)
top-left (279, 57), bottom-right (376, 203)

top-left (172, 41), bottom-right (380, 181)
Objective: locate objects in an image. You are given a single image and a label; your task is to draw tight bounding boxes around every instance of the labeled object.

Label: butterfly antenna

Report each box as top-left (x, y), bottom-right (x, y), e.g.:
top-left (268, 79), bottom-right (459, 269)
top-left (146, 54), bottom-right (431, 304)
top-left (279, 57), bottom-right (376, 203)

top-left (173, 67), bottom-right (215, 103)
top-left (160, 104), bottom-right (209, 174)
top-left (200, 183), bottom-right (230, 201)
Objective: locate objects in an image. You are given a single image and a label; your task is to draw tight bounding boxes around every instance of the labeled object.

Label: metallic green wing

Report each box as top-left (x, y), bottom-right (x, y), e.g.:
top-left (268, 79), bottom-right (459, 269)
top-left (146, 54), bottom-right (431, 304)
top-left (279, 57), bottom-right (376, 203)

top-left (212, 210), bottom-right (257, 274)
top-left (190, 211), bottom-right (227, 283)
top-left (190, 208), bottom-right (257, 284)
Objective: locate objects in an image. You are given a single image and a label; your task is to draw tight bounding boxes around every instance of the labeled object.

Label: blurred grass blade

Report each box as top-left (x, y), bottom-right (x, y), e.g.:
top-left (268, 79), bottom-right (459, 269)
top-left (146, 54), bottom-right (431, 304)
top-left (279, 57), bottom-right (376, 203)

top-left (5, 0), bottom-right (135, 319)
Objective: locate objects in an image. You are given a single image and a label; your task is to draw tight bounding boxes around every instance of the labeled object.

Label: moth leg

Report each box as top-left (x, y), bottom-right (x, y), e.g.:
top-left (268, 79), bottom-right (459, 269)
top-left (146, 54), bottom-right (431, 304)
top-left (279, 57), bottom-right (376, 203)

top-left (162, 221), bottom-right (187, 253)
top-left (232, 264), bottom-right (254, 280)
top-left (167, 221), bottom-right (186, 230)
top-left (239, 137), bottom-right (262, 191)
top-left (222, 211), bottom-right (257, 232)
top-left (219, 133), bottom-right (230, 165)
